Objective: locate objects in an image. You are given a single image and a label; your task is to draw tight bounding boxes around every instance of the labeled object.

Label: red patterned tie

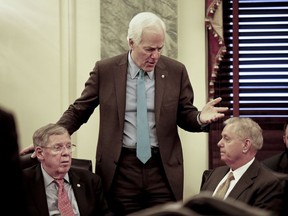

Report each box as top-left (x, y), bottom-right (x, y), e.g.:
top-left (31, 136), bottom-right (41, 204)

top-left (55, 179), bottom-right (75, 216)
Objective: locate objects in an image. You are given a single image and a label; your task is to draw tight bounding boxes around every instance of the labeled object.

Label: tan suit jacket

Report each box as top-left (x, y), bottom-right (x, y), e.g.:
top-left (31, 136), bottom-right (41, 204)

top-left (57, 52), bottom-right (205, 200)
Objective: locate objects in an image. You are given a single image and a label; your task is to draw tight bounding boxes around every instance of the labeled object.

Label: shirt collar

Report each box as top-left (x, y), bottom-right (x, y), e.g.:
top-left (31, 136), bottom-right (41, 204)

top-left (128, 51), bottom-right (154, 80)
top-left (229, 157), bottom-right (255, 181)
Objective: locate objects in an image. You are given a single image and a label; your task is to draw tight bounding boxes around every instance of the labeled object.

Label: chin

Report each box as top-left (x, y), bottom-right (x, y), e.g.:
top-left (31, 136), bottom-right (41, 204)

top-left (60, 165), bottom-right (71, 170)
top-left (220, 156), bottom-right (226, 162)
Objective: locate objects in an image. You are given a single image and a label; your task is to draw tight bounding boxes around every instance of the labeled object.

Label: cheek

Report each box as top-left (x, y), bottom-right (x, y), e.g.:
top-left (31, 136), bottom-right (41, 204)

top-left (46, 155), bottom-right (61, 166)
top-left (228, 145), bottom-right (242, 158)
top-left (141, 52), bottom-right (151, 61)
top-left (224, 144), bottom-right (234, 155)
top-left (133, 51), bottom-right (147, 64)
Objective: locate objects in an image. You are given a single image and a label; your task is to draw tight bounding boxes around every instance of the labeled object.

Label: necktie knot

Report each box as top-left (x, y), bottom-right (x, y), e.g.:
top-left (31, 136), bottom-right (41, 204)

top-left (138, 69), bottom-right (145, 79)
top-left (227, 172), bottom-right (234, 181)
top-left (55, 178), bottom-right (64, 187)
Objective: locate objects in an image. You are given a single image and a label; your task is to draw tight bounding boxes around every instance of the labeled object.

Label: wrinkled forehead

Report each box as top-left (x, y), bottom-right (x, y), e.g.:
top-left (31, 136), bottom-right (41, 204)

top-left (47, 133), bottom-right (71, 144)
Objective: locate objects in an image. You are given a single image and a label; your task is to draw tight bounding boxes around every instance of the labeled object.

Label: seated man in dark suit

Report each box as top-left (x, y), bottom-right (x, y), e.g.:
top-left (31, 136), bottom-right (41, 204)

top-left (22, 123), bottom-right (113, 216)
top-left (200, 117), bottom-right (286, 216)
top-left (262, 121), bottom-right (288, 173)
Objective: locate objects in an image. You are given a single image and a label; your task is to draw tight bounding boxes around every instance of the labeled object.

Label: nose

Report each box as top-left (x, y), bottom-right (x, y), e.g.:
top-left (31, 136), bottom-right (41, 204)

top-left (151, 50), bottom-right (161, 59)
top-left (217, 139), bottom-right (223, 147)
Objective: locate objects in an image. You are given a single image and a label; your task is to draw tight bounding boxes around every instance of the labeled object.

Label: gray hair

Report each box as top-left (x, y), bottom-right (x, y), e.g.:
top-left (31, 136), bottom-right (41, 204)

top-left (224, 117), bottom-right (263, 150)
top-left (33, 123), bottom-right (68, 147)
top-left (127, 12), bottom-right (166, 46)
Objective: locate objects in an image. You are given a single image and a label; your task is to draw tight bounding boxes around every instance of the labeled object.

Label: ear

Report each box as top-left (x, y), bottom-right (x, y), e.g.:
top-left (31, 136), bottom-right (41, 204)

top-left (35, 146), bottom-right (45, 161)
top-left (242, 139), bottom-right (251, 153)
top-left (129, 39), bottom-right (134, 49)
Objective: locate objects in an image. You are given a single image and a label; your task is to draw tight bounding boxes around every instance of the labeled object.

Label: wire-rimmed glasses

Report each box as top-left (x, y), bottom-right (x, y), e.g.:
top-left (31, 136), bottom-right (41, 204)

top-left (40, 143), bottom-right (76, 154)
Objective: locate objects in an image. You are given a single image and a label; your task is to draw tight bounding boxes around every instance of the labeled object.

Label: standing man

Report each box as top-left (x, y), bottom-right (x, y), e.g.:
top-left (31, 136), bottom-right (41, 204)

top-left (22, 12), bottom-right (228, 215)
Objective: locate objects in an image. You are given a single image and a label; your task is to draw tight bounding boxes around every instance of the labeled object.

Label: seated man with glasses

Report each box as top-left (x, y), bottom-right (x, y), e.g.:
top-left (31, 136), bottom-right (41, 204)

top-left (22, 123), bottom-right (113, 216)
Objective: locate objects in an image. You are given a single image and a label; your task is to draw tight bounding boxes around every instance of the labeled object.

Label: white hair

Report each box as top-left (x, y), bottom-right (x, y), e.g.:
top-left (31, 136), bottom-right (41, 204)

top-left (127, 12), bottom-right (166, 46)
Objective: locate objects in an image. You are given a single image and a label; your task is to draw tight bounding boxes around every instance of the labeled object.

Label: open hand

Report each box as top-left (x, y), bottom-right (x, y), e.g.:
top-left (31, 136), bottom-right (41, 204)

top-left (199, 97), bottom-right (228, 124)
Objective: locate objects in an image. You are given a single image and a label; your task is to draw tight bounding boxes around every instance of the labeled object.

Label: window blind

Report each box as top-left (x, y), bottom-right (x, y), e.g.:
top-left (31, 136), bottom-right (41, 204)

top-left (209, 0), bottom-right (288, 168)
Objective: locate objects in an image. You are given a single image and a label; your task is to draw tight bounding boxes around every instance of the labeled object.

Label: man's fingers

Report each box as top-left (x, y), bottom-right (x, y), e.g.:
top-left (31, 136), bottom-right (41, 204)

top-left (31, 151), bottom-right (36, 158)
top-left (209, 97), bottom-right (222, 106)
top-left (19, 145), bottom-right (35, 155)
top-left (216, 107), bottom-right (229, 112)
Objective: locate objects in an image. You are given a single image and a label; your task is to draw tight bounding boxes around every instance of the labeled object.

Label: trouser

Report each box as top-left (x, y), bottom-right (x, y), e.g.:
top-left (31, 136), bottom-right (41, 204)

top-left (109, 147), bottom-right (175, 216)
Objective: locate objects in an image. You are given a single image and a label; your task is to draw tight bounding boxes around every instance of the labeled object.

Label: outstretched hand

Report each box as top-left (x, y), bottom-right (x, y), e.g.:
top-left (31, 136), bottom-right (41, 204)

top-left (19, 144), bottom-right (36, 158)
top-left (199, 97), bottom-right (228, 124)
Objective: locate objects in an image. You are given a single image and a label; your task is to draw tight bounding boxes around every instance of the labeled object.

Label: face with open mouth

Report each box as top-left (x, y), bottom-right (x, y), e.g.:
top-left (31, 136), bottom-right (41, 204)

top-left (130, 25), bottom-right (165, 73)
top-left (36, 132), bottom-right (73, 179)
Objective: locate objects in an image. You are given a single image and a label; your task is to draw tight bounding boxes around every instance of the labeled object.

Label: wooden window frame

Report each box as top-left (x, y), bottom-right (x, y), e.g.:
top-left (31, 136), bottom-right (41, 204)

top-left (208, 0), bottom-right (288, 168)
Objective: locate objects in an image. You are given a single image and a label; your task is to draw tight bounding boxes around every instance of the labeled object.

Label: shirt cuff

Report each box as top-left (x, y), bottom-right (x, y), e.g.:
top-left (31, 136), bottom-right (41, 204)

top-left (197, 112), bottom-right (205, 126)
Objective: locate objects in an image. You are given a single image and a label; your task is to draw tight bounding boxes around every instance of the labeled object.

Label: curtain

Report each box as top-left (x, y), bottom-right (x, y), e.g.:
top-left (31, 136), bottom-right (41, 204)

top-left (205, 0), bottom-right (226, 100)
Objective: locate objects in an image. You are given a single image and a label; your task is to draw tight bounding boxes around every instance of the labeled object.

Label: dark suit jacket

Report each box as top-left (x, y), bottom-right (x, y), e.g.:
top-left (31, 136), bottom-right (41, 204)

top-left (22, 164), bottom-right (113, 216)
top-left (200, 160), bottom-right (286, 215)
top-left (262, 151), bottom-right (288, 173)
top-left (57, 52), bottom-right (205, 200)
top-left (0, 106), bottom-right (28, 215)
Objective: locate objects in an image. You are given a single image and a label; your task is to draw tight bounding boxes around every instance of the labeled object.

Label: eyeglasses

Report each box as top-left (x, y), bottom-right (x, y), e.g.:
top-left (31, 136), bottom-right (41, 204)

top-left (40, 144), bottom-right (76, 153)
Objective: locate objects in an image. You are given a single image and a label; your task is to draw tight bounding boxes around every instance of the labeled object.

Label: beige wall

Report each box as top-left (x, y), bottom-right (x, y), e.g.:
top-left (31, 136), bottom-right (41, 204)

top-left (0, 0), bottom-right (208, 200)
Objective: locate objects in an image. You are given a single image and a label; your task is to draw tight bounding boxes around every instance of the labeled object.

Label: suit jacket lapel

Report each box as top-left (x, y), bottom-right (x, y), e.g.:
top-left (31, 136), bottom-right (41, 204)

top-left (205, 167), bottom-right (230, 191)
top-left (154, 59), bottom-right (168, 124)
top-left (114, 53), bottom-right (129, 129)
top-left (69, 170), bottom-right (88, 216)
top-left (229, 160), bottom-right (258, 199)
top-left (33, 165), bottom-right (50, 216)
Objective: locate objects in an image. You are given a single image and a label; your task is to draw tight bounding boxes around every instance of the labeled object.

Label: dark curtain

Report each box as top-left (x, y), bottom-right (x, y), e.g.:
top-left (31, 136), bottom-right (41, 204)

top-left (205, 0), bottom-right (226, 100)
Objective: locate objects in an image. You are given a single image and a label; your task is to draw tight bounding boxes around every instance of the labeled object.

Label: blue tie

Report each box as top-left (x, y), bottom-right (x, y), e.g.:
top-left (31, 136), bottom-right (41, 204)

top-left (136, 69), bottom-right (151, 164)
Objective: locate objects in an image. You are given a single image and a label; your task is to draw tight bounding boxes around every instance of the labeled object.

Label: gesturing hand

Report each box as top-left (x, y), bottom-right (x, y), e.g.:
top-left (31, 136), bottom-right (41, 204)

top-left (199, 97), bottom-right (228, 124)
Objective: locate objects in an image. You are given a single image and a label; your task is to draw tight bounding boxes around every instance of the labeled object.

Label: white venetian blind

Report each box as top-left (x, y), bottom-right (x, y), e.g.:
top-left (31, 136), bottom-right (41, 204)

top-left (209, 0), bottom-right (288, 168)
